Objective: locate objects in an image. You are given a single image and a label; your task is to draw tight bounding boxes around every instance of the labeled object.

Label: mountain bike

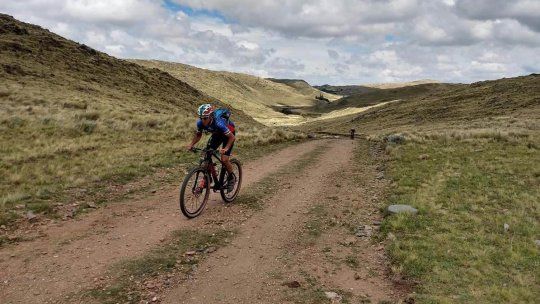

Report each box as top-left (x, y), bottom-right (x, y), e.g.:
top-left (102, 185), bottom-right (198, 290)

top-left (179, 147), bottom-right (242, 218)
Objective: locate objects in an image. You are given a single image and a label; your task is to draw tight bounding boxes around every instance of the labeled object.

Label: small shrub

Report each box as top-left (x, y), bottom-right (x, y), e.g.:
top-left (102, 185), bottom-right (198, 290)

top-left (77, 120), bottom-right (97, 134)
top-left (26, 202), bottom-right (53, 214)
top-left (63, 100), bottom-right (88, 109)
top-left (3, 117), bottom-right (25, 128)
top-left (76, 111), bottom-right (100, 121)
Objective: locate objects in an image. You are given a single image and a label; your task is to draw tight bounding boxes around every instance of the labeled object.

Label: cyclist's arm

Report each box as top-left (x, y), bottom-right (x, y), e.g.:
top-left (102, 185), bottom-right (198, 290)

top-left (188, 132), bottom-right (202, 148)
top-left (187, 121), bottom-right (204, 150)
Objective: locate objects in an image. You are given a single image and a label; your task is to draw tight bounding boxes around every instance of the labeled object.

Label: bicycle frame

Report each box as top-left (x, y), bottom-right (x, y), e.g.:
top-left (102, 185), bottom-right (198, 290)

top-left (194, 148), bottom-right (227, 191)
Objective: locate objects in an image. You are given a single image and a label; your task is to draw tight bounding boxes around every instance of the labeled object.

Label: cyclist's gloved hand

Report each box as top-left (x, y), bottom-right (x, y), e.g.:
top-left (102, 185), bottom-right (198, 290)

top-left (219, 148), bottom-right (227, 155)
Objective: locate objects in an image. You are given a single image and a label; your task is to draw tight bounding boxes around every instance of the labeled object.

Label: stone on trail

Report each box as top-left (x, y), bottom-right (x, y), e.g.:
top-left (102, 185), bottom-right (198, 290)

top-left (387, 204), bottom-right (418, 215)
top-left (355, 225), bottom-right (373, 237)
top-left (324, 291), bottom-right (343, 302)
top-left (504, 223), bottom-right (510, 232)
top-left (535, 240), bottom-right (540, 247)
top-left (26, 211), bottom-right (37, 222)
top-left (205, 246), bottom-right (217, 253)
top-left (282, 280), bottom-right (301, 288)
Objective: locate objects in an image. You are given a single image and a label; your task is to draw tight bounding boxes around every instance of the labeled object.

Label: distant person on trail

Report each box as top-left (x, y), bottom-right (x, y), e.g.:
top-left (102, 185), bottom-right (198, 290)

top-left (350, 128), bottom-right (356, 140)
top-left (187, 104), bottom-right (236, 190)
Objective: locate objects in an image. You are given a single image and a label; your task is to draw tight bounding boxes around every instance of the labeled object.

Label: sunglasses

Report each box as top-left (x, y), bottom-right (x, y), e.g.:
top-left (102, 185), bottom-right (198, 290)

top-left (200, 116), bottom-right (211, 121)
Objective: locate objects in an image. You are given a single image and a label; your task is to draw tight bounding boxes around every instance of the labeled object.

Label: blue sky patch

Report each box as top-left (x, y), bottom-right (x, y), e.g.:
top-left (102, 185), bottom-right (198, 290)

top-left (163, 0), bottom-right (229, 22)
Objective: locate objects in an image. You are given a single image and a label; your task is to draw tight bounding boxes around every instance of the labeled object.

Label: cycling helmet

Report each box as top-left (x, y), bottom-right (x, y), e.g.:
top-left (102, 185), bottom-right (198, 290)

top-left (197, 104), bottom-right (214, 118)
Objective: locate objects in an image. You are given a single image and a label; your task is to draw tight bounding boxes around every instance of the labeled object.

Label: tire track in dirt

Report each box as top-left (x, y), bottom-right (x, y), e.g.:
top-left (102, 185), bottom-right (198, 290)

top-left (161, 140), bottom-right (356, 303)
top-left (0, 140), bottom-right (323, 304)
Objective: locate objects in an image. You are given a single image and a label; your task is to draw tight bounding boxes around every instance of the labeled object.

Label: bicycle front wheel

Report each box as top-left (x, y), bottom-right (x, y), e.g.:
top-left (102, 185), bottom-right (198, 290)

top-left (180, 167), bottom-right (210, 218)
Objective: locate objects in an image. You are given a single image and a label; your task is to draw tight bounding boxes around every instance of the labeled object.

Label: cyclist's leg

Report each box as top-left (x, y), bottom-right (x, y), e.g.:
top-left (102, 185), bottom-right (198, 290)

top-left (220, 133), bottom-right (235, 173)
top-left (206, 134), bottom-right (221, 150)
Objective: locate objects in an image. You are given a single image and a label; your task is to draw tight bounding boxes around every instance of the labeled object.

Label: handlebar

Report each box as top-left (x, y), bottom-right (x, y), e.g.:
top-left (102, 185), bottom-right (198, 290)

top-left (189, 147), bottom-right (220, 157)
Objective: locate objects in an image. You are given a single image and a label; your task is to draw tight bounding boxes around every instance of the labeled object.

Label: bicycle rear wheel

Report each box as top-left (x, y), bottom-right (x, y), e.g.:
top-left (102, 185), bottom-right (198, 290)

top-left (180, 167), bottom-right (210, 218)
top-left (220, 158), bottom-right (242, 203)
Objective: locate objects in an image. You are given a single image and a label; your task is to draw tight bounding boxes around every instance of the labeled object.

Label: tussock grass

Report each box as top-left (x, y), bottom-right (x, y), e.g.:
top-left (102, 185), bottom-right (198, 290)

top-left (380, 133), bottom-right (539, 303)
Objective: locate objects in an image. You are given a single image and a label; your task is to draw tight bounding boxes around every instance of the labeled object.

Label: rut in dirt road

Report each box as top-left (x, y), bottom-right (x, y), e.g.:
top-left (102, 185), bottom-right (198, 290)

top-left (162, 140), bottom-right (357, 303)
top-left (0, 140), bottom-right (323, 304)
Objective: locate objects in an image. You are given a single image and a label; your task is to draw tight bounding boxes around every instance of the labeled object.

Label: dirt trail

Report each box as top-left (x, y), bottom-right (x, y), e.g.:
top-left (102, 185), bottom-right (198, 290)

top-left (0, 140), bottom-right (322, 304)
top-left (161, 139), bottom-right (405, 303)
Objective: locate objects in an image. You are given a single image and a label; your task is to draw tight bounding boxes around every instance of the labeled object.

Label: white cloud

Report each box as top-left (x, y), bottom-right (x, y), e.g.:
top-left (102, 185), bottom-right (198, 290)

top-left (0, 0), bottom-right (539, 84)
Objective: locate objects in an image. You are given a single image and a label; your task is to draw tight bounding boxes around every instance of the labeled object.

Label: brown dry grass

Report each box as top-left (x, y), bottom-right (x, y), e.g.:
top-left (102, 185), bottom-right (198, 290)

top-left (0, 14), bottom-right (305, 226)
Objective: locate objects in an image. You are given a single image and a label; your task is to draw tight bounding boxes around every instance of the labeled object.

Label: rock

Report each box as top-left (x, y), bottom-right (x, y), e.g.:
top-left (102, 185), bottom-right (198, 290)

top-left (0, 225), bottom-right (6, 230)
top-left (205, 246), bottom-right (217, 253)
top-left (387, 204), bottom-right (418, 215)
top-left (387, 232), bottom-right (396, 241)
top-left (324, 291), bottom-right (342, 302)
top-left (355, 225), bottom-right (373, 237)
top-left (185, 251), bottom-right (196, 256)
top-left (418, 154), bottom-right (430, 160)
top-left (372, 220), bottom-right (382, 226)
top-left (151, 296), bottom-right (158, 302)
top-left (151, 190), bottom-right (157, 194)
top-left (65, 209), bottom-right (76, 219)
top-left (354, 273), bottom-right (361, 280)
top-left (26, 211), bottom-right (38, 222)
top-left (86, 202), bottom-right (97, 209)
top-left (307, 134), bottom-right (316, 139)
top-left (344, 236), bottom-right (358, 245)
top-left (386, 134), bottom-right (405, 144)
top-left (504, 223), bottom-right (510, 232)
top-left (376, 172), bottom-right (384, 180)
top-left (534, 240), bottom-right (540, 247)
top-left (282, 280), bottom-right (301, 288)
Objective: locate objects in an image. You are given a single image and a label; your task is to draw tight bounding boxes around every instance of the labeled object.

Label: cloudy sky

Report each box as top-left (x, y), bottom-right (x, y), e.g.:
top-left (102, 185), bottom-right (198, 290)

top-left (1, 0), bottom-right (539, 85)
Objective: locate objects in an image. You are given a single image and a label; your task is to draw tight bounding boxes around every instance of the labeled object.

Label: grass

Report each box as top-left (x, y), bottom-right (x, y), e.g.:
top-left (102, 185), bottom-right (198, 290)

top-left (85, 228), bottom-right (231, 303)
top-left (0, 14), bottom-right (308, 227)
top-left (380, 132), bottom-right (540, 303)
top-left (0, 108), bottom-right (305, 226)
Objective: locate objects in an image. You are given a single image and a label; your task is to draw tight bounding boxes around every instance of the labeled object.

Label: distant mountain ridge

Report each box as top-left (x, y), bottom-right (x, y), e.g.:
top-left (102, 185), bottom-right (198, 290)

top-left (362, 79), bottom-right (440, 89)
top-left (132, 60), bottom-right (340, 125)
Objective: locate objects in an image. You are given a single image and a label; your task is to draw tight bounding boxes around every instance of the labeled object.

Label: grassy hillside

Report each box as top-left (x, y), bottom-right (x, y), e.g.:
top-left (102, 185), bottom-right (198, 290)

top-left (362, 79), bottom-right (440, 89)
top-left (312, 83), bottom-right (459, 113)
top-left (324, 74), bottom-right (540, 303)
top-left (315, 84), bottom-right (379, 96)
top-left (132, 60), bottom-right (340, 125)
top-left (0, 14), bottom-right (302, 226)
top-left (303, 74), bottom-right (539, 134)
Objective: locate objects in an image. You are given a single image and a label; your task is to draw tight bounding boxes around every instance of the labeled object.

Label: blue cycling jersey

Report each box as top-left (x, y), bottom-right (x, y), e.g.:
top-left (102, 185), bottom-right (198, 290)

top-left (196, 115), bottom-right (235, 135)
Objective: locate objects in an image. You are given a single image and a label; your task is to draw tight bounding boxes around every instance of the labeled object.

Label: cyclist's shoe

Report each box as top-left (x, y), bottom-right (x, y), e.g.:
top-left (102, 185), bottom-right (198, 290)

top-left (226, 173), bottom-right (236, 192)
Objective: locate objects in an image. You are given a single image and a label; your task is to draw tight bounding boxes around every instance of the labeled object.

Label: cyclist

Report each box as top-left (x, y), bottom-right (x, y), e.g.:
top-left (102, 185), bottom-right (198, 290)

top-left (187, 104), bottom-right (236, 190)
